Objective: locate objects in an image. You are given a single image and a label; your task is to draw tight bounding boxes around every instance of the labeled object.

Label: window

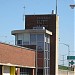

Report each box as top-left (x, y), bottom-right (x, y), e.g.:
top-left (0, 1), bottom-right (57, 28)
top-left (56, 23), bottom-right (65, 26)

top-left (48, 52), bottom-right (50, 59)
top-left (17, 40), bottom-right (22, 45)
top-left (37, 34), bottom-right (44, 42)
top-left (48, 60), bottom-right (50, 67)
top-left (20, 68), bottom-right (30, 75)
top-left (23, 42), bottom-right (29, 45)
top-left (45, 42), bottom-right (47, 50)
top-left (44, 59), bottom-right (47, 67)
top-left (45, 34), bottom-right (50, 43)
top-left (45, 51), bottom-right (48, 59)
top-left (37, 42), bottom-right (44, 50)
top-left (30, 34), bottom-right (36, 45)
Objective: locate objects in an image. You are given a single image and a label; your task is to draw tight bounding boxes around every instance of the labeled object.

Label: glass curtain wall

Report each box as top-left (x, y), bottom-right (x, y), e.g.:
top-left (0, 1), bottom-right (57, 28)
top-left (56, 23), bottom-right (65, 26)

top-left (30, 33), bottom-right (44, 51)
top-left (30, 33), bottom-right (50, 75)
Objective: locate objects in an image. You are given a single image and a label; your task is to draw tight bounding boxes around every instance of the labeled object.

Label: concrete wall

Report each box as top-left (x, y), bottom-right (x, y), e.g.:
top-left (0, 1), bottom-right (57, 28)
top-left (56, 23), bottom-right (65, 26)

top-left (58, 70), bottom-right (74, 75)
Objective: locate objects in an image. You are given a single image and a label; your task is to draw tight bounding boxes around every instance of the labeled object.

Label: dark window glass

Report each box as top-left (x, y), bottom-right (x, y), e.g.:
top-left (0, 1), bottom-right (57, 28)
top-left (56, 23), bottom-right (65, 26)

top-left (48, 43), bottom-right (50, 51)
top-left (17, 40), bottom-right (22, 45)
top-left (45, 42), bottom-right (48, 50)
top-left (37, 42), bottom-right (44, 50)
top-left (45, 51), bottom-right (47, 59)
top-left (37, 34), bottom-right (44, 42)
top-left (20, 68), bottom-right (30, 75)
top-left (30, 34), bottom-right (36, 45)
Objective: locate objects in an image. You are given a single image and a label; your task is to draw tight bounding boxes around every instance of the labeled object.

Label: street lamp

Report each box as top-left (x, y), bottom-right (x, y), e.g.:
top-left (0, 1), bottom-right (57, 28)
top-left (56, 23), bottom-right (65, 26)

top-left (59, 43), bottom-right (70, 75)
top-left (60, 43), bottom-right (70, 57)
top-left (56, 0), bottom-right (57, 14)
top-left (70, 4), bottom-right (75, 9)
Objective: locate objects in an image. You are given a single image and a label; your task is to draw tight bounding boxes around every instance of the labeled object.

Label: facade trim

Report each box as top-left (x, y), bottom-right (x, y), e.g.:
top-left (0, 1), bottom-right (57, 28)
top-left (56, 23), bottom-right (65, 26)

top-left (0, 63), bottom-right (35, 68)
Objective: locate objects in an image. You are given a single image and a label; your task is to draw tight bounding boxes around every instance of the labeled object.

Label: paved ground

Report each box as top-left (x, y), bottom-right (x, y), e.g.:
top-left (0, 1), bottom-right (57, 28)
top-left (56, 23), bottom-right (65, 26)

top-left (58, 70), bottom-right (74, 75)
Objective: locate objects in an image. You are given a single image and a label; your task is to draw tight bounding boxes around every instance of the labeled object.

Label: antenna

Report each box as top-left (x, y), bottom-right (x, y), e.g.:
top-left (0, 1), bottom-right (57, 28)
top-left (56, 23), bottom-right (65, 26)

top-left (56, 0), bottom-right (57, 14)
top-left (23, 6), bottom-right (25, 27)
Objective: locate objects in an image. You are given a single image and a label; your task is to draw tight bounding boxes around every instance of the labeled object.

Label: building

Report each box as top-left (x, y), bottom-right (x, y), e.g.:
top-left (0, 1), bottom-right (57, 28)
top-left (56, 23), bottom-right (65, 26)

top-left (25, 13), bottom-right (59, 75)
top-left (0, 43), bottom-right (75, 75)
top-left (0, 42), bottom-right (35, 75)
top-left (12, 12), bottom-right (59, 75)
top-left (12, 27), bottom-right (52, 75)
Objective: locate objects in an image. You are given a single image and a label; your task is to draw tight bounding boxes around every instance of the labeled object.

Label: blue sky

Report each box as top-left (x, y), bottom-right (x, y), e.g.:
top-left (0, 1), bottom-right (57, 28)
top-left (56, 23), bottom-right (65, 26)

top-left (0, 0), bottom-right (74, 65)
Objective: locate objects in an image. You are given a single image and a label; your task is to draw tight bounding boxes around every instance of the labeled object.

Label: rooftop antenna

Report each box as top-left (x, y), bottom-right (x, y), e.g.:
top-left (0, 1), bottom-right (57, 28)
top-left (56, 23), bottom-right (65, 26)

top-left (56, 0), bottom-right (57, 14)
top-left (23, 6), bottom-right (25, 28)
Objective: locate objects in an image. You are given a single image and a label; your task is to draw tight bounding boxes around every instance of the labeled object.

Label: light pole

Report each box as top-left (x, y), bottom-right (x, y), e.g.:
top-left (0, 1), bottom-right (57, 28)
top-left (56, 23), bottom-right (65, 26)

top-left (60, 54), bottom-right (67, 66)
top-left (70, 4), bottom-right (75, 9)
top-left (59, 43), bottom-right (70, 75)
top-left (56, 0), bottom-right (57, 14)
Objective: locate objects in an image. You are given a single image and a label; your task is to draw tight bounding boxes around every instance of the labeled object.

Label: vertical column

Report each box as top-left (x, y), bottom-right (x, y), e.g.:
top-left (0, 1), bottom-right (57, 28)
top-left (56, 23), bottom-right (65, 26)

top-left (55, 15), bottom-right (59, 75)
top-left (16, 68), bottom-right (20, 75)
top-left (49, 15), bottom-right (59, 75)
top-left (32, 68), bottom-right (35, 75)
top-left (74, 66), bottom-right (75, 75)
top-left (10, 66), bottom-right (15, 75)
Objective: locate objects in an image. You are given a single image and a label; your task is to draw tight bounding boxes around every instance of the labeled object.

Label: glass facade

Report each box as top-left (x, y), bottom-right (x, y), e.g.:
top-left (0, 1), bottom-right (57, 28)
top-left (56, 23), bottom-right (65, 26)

top-left (16, 31), bottom-right (50, 75)
top-left (37, 34), bottom-right (44, 42)
top-left (37, 42), bottom-right (44, 50)
top-left (30, 33), bottom-right (50, 75)
top-left (30, 34), bottom-right (36, 45)
top-left (30, 33), bottom-right (44, 51)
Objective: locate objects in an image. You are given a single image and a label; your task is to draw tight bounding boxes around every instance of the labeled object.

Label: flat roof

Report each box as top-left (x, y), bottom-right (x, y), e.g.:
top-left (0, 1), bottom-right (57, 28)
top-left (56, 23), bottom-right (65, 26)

top-left (25, 14), bottom-right (56, 16)
top-left (11, 29), bottom-right (52, 35)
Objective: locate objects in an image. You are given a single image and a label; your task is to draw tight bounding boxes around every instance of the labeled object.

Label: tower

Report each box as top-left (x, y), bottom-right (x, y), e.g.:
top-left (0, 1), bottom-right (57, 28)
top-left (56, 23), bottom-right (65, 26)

top-left (25, 13), bottom-right (59, 75)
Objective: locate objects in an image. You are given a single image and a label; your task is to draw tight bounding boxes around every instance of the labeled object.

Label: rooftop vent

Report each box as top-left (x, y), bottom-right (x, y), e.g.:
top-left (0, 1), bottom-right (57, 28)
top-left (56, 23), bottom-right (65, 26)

top-left (33, 26), bottom-right (45, 30)
top-left (52, 10), bottom-right (55, 14)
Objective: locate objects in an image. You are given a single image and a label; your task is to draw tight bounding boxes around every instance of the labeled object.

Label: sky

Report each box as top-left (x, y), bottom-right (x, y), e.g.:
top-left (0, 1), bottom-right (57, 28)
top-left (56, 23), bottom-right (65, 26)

top-left (0, 0), bottom-right (74, 66)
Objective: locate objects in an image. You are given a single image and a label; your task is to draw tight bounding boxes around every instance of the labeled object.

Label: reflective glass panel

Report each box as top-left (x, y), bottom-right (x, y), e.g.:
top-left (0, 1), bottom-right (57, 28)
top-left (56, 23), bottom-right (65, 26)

top-left (30, 34), bottom-right (36, 45)
top-left (37, 42), bottom-right (44, 50)
top-left (37, 34), bottom-right (44, 42)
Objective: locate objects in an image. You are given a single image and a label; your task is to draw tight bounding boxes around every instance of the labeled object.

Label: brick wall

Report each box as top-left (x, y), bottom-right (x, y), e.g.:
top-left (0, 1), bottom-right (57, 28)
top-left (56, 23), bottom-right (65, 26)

top-left (0, 43), bottom-right (35, 68)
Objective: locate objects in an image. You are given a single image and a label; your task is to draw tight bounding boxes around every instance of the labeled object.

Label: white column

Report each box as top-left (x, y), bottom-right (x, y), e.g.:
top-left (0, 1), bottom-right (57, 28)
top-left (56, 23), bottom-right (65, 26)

top-left (74, 66), bottom-right (75, 75)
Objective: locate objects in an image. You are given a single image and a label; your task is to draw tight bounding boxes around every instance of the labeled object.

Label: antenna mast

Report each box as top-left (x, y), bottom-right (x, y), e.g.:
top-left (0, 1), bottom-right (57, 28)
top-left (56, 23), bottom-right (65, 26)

top-left (23, 6), bottom-right (25, 27)
top-left (56, 0), bottom-right (57, 14)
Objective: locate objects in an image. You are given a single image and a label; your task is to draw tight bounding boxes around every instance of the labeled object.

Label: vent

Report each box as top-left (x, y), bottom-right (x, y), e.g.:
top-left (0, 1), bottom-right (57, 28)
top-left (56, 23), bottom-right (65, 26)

top-left (33, 26), bottom-right (45, 30)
